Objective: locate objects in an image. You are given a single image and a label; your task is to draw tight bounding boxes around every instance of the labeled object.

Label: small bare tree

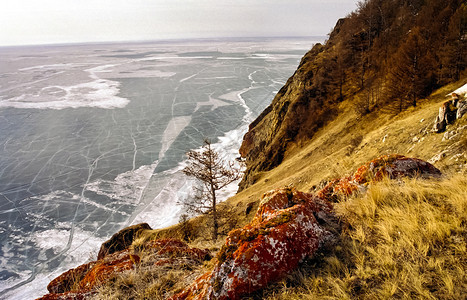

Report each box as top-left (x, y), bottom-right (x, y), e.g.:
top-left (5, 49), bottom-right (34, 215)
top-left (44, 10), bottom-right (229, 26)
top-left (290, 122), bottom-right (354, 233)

top-left (182, 139), bottom-right (242, 241)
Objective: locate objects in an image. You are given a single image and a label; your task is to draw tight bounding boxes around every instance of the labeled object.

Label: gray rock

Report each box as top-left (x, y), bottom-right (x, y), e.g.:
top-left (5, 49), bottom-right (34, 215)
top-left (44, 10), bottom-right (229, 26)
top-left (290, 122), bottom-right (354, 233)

top-left (97, 223), bottom-right (152, 260)
top-left (457, 99), bottom-right (467, 119)
top-left (433, 100), bottom-right (457, 133)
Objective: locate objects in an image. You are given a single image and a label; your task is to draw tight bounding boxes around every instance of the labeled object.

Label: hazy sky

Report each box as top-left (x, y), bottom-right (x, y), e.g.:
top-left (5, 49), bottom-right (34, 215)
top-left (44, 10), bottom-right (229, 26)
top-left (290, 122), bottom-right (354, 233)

top-left (0, 0), bottom-right (358, 46)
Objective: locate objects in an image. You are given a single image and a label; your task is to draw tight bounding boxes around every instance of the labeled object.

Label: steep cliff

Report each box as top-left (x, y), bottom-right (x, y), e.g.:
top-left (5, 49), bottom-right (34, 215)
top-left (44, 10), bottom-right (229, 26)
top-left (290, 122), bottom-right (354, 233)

top-left (238, 42), bottom-right (335, 190)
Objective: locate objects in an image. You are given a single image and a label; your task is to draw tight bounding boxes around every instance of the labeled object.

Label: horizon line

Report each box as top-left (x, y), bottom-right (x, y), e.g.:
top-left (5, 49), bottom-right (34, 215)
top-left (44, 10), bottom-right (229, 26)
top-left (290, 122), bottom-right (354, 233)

top-left (0, 35), bottom-right (327, 49)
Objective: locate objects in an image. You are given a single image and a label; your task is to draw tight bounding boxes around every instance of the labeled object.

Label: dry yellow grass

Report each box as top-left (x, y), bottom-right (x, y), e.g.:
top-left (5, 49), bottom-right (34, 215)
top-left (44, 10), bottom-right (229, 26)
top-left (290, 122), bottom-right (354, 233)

top-left (262, 175), bottom-right (467, 300)
top-left (91, 244), bottom-right (207, 300)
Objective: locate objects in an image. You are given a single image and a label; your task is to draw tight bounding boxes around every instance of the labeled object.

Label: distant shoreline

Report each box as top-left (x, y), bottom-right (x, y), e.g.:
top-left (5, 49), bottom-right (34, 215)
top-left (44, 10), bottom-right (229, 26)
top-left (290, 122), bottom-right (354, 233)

top-left (0, 35), bottom-right (326, 49)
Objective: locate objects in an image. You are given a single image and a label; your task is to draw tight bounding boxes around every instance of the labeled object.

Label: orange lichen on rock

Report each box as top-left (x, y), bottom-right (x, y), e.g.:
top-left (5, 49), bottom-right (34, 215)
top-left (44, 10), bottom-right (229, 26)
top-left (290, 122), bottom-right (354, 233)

top-left (317, 154), bottom-right (442, 201)
top-left (37, 238), bottom-right (210, 300)
top-left (171, 188), bottom-right (334, 300)
top-left (78, 250), bottom-right (140, 291)
top-left (143, 238), bottom-right (211, 262)
top-left (40, 155), bottom-right (442, 300)
top-left (46, 261), bottom-right (96, 294)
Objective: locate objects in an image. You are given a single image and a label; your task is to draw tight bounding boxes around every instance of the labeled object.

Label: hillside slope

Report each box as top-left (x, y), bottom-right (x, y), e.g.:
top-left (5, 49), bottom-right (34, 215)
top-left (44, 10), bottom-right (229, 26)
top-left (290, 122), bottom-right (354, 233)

top-left (239, 0), bottom-right (466, 190)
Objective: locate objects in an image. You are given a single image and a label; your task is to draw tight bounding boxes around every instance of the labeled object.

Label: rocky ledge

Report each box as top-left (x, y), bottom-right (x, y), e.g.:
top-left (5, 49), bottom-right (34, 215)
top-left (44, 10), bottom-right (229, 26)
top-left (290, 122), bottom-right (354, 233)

top-left (433, 83), bottom-right (467, 133)
top-left (37, 224), bottom-right (211, 300)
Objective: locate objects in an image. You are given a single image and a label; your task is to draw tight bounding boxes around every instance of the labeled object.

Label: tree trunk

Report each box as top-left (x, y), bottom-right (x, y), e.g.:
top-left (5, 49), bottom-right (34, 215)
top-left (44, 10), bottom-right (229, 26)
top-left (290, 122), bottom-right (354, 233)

top-left (211, 185), bottom-right (218, 241)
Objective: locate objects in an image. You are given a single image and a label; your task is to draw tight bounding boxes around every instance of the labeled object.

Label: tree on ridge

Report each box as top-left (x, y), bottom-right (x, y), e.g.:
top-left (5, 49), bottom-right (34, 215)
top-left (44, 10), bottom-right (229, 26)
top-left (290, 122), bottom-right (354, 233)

top-left (182, 139), bottom-right (242, 241)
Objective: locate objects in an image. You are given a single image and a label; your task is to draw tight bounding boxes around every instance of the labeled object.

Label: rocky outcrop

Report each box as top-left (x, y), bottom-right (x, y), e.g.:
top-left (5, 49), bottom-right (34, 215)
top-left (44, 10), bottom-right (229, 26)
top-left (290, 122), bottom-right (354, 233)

top-left (38, 238), bottom-right (210, 300)
top-left (317, 154), bottom-right (442, 201)
top-left (457, 99), bottom-right (467, 119)
top-left (46, 261), bottom-right (97, 294)
top-left (97, 222), bottom-right (151, 260)
top-left (238, 41), bottom-right (337, 191)
top-left (173, 155), bottom-right (441, 300)
top-left (40, 155), bottom-right (441, 300)
top-left (434, 84), bottom-right (467, 133)
top-left (237, 17), bottom-right (358, 191)
top-left (433, 100), bottom-right (457, 133)
top-left (171, 188), bottom-right (335, 300)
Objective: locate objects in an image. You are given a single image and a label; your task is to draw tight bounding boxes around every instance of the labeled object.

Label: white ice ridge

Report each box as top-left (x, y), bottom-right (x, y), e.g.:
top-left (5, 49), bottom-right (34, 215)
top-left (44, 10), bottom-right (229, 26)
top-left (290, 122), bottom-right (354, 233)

top-left (159, 116), bottom-right (192, 159)
top-left (0, 64), bottom-right (130, 110)
top-left (130, 171), bottom-right (188, 229)
top-left (85, 161), bottom-right (159, 204)
top-left (194, 94), bottom-right (229, 112)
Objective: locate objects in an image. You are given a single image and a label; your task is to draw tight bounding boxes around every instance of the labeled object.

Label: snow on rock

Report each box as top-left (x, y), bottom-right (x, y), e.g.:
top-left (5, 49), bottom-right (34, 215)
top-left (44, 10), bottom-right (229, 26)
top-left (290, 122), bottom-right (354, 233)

top-left (447, 82), bottom-right (467, 99)
top-left (435, 83), bottom-right (467, 132)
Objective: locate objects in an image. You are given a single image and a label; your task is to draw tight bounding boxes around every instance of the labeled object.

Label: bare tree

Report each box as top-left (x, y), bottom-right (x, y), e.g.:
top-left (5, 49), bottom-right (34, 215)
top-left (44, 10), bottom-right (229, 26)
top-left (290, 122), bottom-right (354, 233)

top-left (182, 139), bottom-right (242, 241)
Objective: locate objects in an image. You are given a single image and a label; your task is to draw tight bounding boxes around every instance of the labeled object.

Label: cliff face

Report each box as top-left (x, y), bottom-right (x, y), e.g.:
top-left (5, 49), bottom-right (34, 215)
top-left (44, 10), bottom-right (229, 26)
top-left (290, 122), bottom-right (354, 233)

top-left (238, 42), bottom-right (334, 190)
top-left (239, 0), bottom-right (466, 190)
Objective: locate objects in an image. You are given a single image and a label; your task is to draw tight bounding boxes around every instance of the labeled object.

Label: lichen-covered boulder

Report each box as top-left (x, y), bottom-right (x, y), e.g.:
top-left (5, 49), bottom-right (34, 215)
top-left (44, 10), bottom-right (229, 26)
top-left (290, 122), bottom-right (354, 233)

top-left (317, 154), bottom-right (441, 201)
top-left (78, 249), bottom-right (140, 291)
top-left (38, 238), bottom-right (209, 300)
top-left (39, 249), bottom-right (140, 300)
top-left (97, 222), bottom-right (151, 260)
top-left (141, 238), bottom-right (212, 262)
top-left (171, 188), bottom-right (333, 300)
top-left (47, 261), bottom-right (96, 294)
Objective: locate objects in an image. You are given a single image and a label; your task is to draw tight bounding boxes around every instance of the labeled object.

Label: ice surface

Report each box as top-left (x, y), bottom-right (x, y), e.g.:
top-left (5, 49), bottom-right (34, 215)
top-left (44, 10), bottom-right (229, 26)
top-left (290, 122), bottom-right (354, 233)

top-left (0, 37), bottom-right (323, 299)
top-left (2, 225), bottom-right (102, 300)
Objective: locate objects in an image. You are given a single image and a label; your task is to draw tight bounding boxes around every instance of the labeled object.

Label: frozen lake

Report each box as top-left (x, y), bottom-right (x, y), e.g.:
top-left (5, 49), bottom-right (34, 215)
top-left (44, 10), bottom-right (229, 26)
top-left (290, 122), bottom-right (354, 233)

top-left (0, 37), bottom-right (321, 299)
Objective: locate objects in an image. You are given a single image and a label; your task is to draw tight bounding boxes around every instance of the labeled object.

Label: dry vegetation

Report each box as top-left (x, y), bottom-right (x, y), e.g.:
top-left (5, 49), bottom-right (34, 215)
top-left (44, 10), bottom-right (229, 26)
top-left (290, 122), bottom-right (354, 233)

top-left (45, 1), bottom-right (467, 297)
top-left (91, 241), bottom-right (210, 300)
top-left (91, 174), bottom-right (467, 299)
top-left (91, 10), bottom-right (467, 300)
top-left (261, 175), bottom-right (467, 299)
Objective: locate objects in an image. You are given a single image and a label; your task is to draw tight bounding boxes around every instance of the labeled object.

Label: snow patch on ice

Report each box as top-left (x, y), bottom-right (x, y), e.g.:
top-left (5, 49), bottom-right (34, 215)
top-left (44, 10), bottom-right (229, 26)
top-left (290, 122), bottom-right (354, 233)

top-left (0, 64), bottom-right (129, 110)
top-left (85, 162), bottom-right (159, 204)
top-left (195, 95), bottom-right (229, 112)
top-left (159, 116), bottom-right (191, 159)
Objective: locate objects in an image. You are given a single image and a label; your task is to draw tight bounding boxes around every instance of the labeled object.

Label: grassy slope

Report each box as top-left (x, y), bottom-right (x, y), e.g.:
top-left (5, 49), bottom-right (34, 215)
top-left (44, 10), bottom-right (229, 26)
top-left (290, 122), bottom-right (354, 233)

top-left (93, 79), bottom-right (467, 299)
top-left (261, 175), bottom-right (467, 299)
top-left (228, 80), bottom-right (467, 207)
